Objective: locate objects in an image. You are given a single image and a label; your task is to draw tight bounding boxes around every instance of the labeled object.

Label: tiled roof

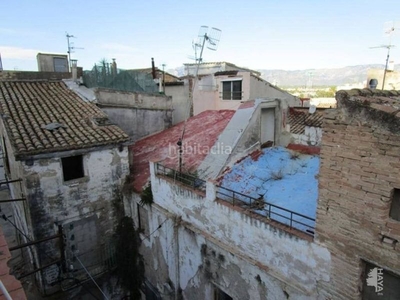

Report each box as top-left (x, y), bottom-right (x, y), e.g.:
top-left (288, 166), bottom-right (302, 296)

top-left (288, 108), bottom-right (324, 134)
top-left (129, 110), bottom-right (235, 192)
top-left (0, 80), bottom-right (129, 159)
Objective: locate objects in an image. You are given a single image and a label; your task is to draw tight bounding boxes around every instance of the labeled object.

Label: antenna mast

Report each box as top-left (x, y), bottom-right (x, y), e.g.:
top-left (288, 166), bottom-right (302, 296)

top-left (369, 21), bottom-right (400, 90)
top-left (178, 26), bottom-right (221, 173)
top-left (66, 32), bottom-right (84, 72)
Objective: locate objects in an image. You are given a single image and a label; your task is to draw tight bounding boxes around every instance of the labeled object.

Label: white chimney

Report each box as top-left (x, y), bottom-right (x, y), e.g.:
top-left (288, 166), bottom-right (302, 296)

top-left (71, 59), bottom-right (78, 81)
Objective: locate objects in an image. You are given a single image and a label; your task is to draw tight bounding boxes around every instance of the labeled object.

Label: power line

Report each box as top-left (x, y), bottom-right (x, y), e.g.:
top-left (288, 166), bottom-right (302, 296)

top-left (141, 218), bottom-right (169, 241)
top-left (73, 254), bottom-right (110, 300)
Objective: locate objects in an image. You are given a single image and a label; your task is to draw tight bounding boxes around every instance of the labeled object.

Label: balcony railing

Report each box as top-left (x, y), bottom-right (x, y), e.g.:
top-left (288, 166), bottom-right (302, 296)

top-left (216, 186), bottom-right (315, 236)
top-left (155, 163), bottom-right (315, 236)
top-left (156, 164), bottom-right (206, 191)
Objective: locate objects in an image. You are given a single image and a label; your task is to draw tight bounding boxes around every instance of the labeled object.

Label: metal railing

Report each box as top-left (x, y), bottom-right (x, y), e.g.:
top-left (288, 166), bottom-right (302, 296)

top-left (216, 186), bottom-right (315, 236)
top-left (155, 163), bottom-right (315, 236)
top-left (156, 164), bottom-right (206, 191)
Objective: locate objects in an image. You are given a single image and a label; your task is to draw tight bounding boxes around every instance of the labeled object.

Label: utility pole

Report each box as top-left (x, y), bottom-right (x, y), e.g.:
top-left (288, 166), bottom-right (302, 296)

top-left (369, 44), bottom-right (395, 90)
top-left (161, 63), bottom-right (166, 93)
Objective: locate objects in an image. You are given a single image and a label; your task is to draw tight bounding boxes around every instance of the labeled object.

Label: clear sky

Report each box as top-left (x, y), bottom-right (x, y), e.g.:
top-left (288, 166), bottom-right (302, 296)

top-left (1, 0), bottom-right (400, 72)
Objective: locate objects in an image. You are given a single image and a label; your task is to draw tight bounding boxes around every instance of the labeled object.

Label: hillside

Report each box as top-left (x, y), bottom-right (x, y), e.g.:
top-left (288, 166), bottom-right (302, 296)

top-left (258, 64), bottom-right (400, 87)
top-left (172, 64), bottom-right (399, 87)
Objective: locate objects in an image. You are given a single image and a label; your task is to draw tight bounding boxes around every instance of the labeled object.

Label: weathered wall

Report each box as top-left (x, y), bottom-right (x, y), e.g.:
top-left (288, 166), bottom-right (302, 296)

top-left (291, 126), bottom-right (322, 146)
top-left (193, 71), bottom-right (301, 116)
top-left (367, 69), bottom-right (400, 90)
top-left (23, 147), bottom-right (129, 286)
top-left (96, 89), bottom-right (173, 140)
top-left (96, 89), bottom-right (172, 110)
top-left (101, 107), bottom-right (172, 141)
top-left (131, 162), bottom-right (331, 299)
top-left (164, 82), bottom-right (190, 125)
top-left (193, 76), bottom-right (217, 116)
top-left (0, 71), bottom-right (72, 80)
top-left (37, 53), bottom-right (69, 72)
top-left (316, 103), bottom-right (400, 299)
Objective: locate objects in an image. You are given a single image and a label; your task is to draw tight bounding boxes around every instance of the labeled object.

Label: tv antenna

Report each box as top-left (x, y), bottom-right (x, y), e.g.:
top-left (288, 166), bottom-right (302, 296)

top-left (66, 32), bottom-right (84, 71)
top-left (193, 26), bottom-right (221, 64)
top-left (384, 21), bottom-right (400, 40)
top-left (178, 26), bottom-right (221, 173)
top-left (369, 44), bottom-right (395, 90)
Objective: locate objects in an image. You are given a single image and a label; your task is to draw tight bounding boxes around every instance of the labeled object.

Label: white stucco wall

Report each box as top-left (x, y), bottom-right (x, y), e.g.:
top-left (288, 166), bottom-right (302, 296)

top-left (291, 126), bottom-right (322, 146)
top-left (193, 72), bottom-right (301, 116)
top-left (139, 162), bottom-right (331, 299)
top-left (249, 75), bottom-right (301, 107)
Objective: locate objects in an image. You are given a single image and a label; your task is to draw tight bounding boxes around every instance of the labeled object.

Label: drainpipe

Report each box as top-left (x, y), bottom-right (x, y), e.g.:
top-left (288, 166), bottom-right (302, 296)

top-left (174, 222), bottom-right (180, 300)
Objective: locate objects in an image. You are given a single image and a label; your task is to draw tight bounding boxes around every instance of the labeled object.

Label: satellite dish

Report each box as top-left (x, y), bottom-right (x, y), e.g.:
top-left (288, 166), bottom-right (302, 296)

top-left (309, 105), bottom-right (316, 114)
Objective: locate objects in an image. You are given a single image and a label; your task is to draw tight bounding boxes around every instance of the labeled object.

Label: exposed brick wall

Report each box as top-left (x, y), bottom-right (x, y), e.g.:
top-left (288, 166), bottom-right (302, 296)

top-left (316, 104), bottom-right (400, 299)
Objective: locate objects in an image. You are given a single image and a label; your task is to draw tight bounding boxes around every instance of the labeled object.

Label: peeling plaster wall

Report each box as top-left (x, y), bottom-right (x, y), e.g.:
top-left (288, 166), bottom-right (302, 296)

top-left (135, 162), bottom-right (331, 299)
top-left (22, 147), bottom-right (129, 286)
top-left (164, 82), bottom-right (190, 125)
top-left (291, 126), bottom-right (322, 146)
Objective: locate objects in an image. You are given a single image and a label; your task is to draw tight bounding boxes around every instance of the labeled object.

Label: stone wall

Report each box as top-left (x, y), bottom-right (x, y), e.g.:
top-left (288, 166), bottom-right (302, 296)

top-left (316, 102), bottom-right (400, 299)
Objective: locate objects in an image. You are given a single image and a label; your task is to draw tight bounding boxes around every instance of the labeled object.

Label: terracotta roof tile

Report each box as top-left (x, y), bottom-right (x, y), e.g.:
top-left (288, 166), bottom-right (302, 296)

top-left (288, 108), bottom-right (324, 134)
top-left (0, 80), bottom-right (129, 158)
top-left (129, 110), bottom-right (235, 192)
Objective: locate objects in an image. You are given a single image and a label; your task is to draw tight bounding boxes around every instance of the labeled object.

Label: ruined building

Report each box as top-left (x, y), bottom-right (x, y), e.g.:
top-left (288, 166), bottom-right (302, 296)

top-left (317, 89), bottom-right (400, 299)
top-left (0, 78), bottom-right (129, 293)
top-left (127, 89), bottom-right (400, 299)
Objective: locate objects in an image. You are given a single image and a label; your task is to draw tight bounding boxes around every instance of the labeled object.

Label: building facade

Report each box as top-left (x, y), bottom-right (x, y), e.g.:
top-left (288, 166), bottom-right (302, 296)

top-left (0, 79), bottom-right (129, 294)
top-left (316, 89), bottom-right (400, 299)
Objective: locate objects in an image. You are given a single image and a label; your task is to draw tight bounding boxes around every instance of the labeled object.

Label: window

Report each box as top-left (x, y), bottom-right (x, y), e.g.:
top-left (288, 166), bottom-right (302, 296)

top-left (222, 80), bottom-right (242, 100)
top-left (53, 57), bottom-right (68, 72)
top-left (61, 155), bottom-right (84, 181)
top-left (137, 204), bottom-right (149, 236)
top-left (389, 188), bottom-right (400, 221)
top-left (214, 287), bottom-right (232, 300)
top-left (362, 261), bottom-right (400, 299)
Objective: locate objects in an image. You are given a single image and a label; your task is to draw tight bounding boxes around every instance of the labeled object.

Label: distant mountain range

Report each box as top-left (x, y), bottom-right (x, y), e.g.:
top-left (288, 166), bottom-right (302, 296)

top-left (258, 64), bottom-right (400, 87)
top-left (170, 64), bottom-right (399, 87)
